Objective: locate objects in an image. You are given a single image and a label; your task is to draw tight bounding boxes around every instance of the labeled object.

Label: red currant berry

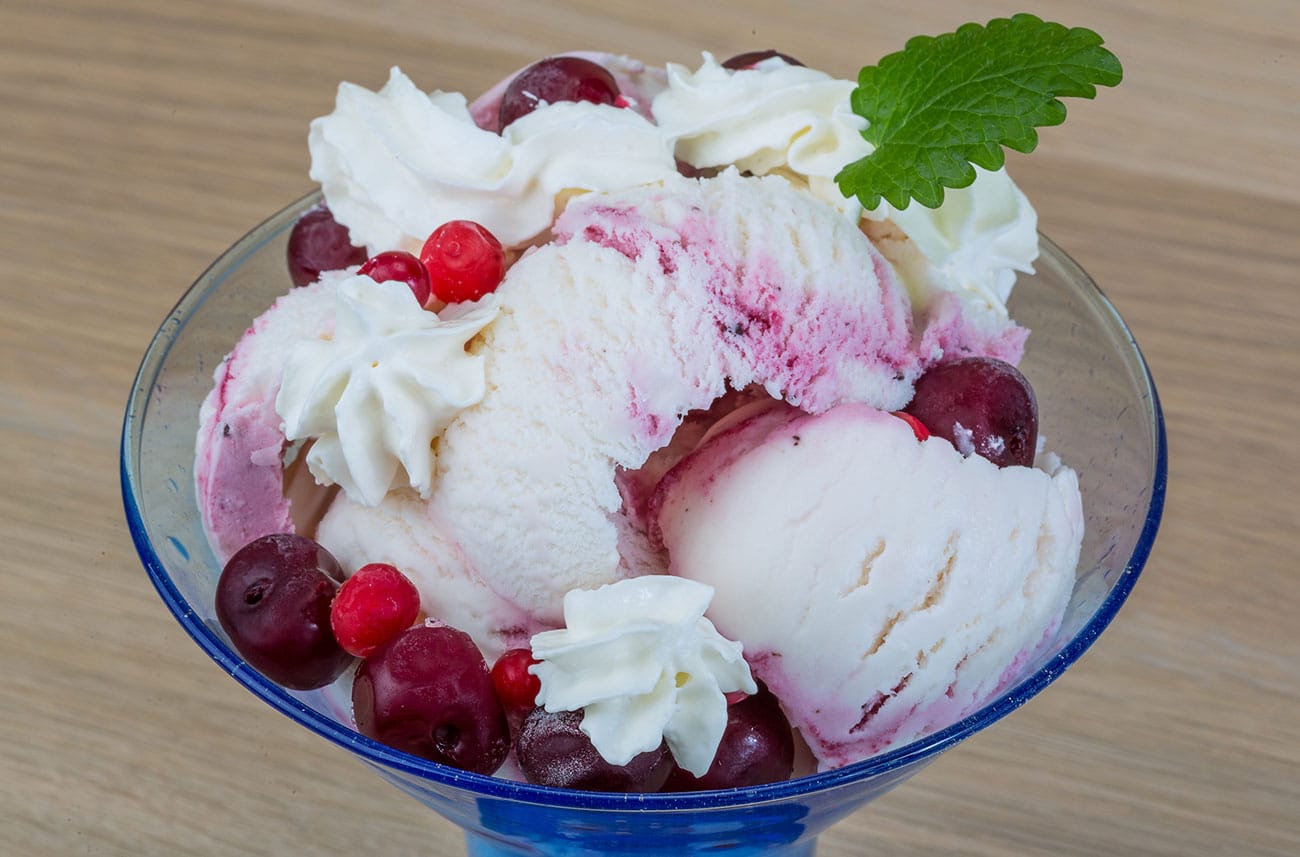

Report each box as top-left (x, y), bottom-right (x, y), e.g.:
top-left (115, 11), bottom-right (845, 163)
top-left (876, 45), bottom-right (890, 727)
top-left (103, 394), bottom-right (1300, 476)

top-left (498, 57), bottom-right (620, 130)
top-left (420, 220), bottom-right (507, 304)
top-left (891, 411), bottom-right (931, 441)
top-left (330, 563), bottom-right (422, 658)
top-left (491, 648), bottom-right (542, 714)
top-left (358, 251), bottom-right (432, 307)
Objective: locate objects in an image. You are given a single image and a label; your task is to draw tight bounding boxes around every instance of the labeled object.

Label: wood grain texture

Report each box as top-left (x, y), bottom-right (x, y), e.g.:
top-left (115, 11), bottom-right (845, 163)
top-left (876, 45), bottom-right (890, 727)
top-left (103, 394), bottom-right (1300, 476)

top-left (1, 0), bottom-right (1296, 854)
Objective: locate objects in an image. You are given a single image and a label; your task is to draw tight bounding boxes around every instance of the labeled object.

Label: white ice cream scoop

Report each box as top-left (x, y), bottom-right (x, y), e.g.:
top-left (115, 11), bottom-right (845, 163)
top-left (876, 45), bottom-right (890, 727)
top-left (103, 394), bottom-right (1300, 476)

top-left (654, 402), bottom-right (1083, 770)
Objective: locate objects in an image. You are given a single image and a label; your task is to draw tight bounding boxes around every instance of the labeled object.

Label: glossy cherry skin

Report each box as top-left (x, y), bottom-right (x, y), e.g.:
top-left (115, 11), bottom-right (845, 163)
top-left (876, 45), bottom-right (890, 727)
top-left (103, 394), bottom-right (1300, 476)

top-left (358, 251), bottom-right (432, 307)
top-left (286, 206), bottom-right (367, 287)
top-left (498, 56), bottom-right (620, 130)
top-left (515, 708), bottom-right (673, 792)
top-left (721, 50), bottom-right (805, 70)
top-left (352, 625), bottom-right (510, 775)
top-left (904, 356), bottom-right (1039, 468)
top-left (661, 684), bottom-right (795, 791)
top-left (214, 534), bottom-right (351, 690)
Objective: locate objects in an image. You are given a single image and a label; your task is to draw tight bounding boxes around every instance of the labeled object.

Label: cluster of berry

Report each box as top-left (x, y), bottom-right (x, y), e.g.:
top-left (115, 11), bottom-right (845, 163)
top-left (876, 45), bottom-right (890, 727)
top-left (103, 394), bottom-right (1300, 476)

top-left (215, 532), bottom-right (797, 791)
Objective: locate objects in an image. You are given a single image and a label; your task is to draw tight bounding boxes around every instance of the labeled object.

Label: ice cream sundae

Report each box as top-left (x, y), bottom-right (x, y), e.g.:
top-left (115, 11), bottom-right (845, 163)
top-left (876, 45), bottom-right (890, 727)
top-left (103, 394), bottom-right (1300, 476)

top-left (195, 16), bottom-right (1122, 790)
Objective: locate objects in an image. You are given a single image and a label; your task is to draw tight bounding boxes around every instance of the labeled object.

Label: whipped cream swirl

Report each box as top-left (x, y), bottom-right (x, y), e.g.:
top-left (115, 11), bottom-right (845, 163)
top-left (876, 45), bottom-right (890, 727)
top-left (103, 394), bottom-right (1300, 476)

top-left (276, 275), bottom-right (498, 507)
top-left (530, 576), bottom-right (757, 777)
top-left (310, 59), bottom-right (1037, 328)
top-left (653, 52), bottom-right (869, 217)
top-left (309, 67), bottom-right (678, 251)
top-left (866, 166), bottom-right (1038, 320)
top-left (653, 54), bottom-right (1038, 317)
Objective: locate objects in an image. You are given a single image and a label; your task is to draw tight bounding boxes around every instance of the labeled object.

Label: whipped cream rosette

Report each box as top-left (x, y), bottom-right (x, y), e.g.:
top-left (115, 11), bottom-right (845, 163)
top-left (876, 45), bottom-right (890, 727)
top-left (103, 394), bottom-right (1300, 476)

top-left (530, 577), bottom-right (756, 777)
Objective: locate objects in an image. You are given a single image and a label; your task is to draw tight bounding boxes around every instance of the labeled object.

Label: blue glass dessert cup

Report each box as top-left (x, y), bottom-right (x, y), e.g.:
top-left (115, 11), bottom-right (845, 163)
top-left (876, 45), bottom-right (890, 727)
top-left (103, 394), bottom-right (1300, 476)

top-left (123, 193), bottom-right (1165, 856)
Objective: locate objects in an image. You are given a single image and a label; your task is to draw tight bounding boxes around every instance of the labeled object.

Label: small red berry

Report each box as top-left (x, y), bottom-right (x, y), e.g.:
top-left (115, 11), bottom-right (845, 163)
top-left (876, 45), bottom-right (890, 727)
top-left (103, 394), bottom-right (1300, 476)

top-left (490, 648), bottom-right (542, 714)
top-left (420, 220), bottom-right (507, 304)
top-left (892, 411), bottom-right (931, 441)
top-left (358, 250), bottom-right (432, 307)
top-left (330, 563), bottom-right (422, 658)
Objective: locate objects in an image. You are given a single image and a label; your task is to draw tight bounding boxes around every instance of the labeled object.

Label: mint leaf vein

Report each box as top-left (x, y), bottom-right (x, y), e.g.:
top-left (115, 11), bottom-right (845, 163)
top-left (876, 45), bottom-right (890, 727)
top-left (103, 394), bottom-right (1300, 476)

top-left (835, 13), bottom-right (1123, 210)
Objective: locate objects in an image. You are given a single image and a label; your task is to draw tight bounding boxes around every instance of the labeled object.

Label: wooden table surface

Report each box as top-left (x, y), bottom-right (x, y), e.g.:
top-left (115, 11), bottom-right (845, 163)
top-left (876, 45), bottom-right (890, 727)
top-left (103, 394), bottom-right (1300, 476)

top-left (3, 0), bottom-right (1297, 854)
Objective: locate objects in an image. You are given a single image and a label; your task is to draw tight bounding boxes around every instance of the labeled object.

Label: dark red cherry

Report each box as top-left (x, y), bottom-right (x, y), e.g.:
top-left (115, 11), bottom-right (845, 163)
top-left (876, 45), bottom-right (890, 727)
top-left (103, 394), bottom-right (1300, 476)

top-left (498, 57), bottom-right (619, 130)
top-left (286, 205), bottom-right (367, 287)
top-left (515, 708), bottom-right (672, 792)
top-left (904, 357), bottom-right (1038, 468)
top-left (661, 684), bottom-right (795, 791)
top-left (721, 50), bottom-right (805, 70)
top-left (352, 625), bottom-right (510, 775)
top-left (214, 534), bottom-right (351, 690)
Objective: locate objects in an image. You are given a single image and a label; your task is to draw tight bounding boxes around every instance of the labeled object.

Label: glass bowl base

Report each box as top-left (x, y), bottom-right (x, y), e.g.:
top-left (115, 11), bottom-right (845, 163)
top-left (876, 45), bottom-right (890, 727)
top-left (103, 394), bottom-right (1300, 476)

top-left (465, 830), bottom-right (817, 857)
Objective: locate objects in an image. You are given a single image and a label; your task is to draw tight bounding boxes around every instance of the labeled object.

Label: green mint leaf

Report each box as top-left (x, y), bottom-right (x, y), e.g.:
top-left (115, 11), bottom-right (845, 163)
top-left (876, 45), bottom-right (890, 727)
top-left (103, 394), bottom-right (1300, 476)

top-left (835, 13), bottom-right (1122, 210)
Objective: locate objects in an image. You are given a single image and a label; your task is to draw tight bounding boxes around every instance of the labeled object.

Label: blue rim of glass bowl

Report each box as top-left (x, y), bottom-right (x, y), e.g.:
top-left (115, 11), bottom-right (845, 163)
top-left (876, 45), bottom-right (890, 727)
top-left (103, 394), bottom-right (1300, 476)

top-left (122, 192), bottom-right (1167, 811)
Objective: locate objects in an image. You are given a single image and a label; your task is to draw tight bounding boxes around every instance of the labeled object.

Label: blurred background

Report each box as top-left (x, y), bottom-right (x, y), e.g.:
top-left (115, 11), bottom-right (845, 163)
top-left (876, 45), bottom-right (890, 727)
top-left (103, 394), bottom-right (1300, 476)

top-left (1, 1), bottom-right (1296, 854)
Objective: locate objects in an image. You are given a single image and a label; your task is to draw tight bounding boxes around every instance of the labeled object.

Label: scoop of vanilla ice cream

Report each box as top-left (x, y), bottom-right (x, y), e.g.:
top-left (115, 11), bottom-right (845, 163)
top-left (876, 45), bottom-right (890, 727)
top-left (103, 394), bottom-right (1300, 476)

top-left (315, 490), bottom-right (539, 661)
top-left (654, 403), bottom-right (1083, 770)
top-left (430, 171), bottom-right (924, 625)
